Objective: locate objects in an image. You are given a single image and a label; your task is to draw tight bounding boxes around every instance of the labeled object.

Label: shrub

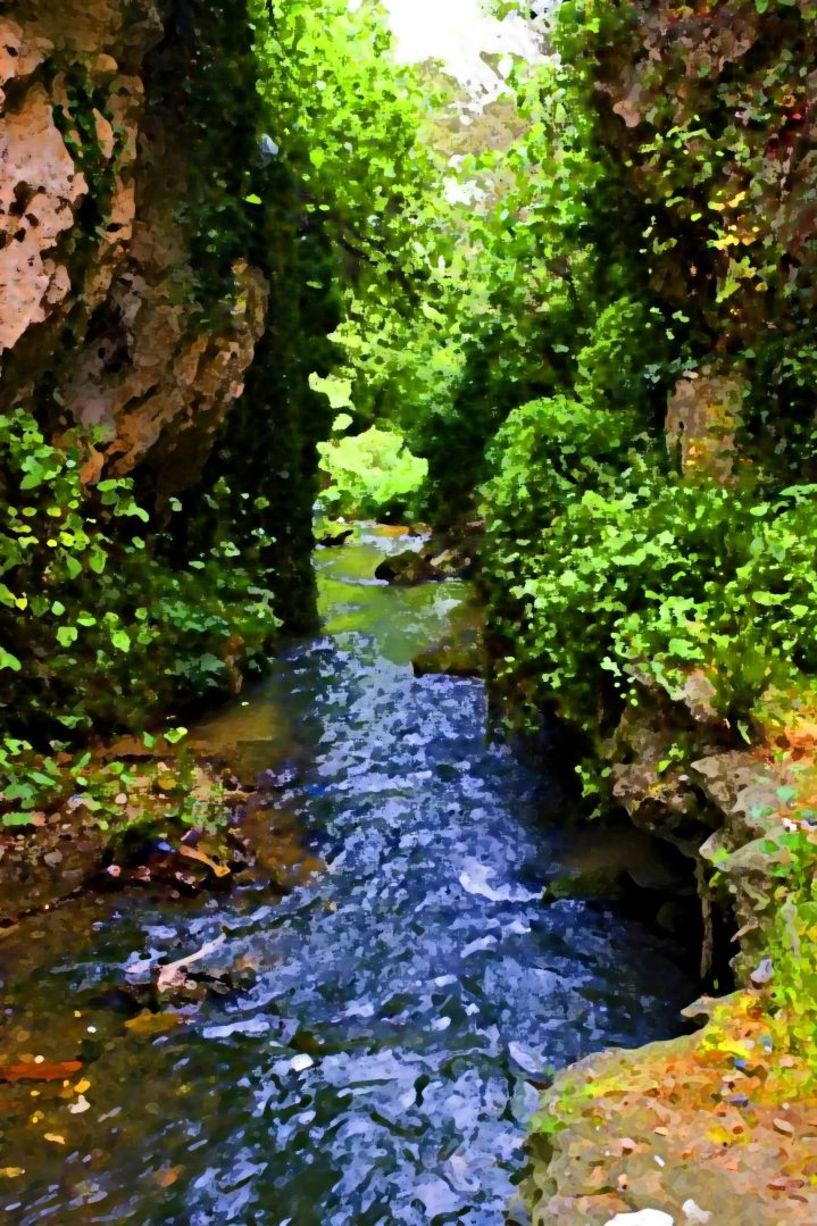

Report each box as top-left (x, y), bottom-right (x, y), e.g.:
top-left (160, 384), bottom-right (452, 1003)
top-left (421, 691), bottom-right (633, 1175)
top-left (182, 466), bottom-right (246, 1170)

top-left (316, 425), bottom-right (428, 520)
top-left (0, 409), bottom-right (280, 742)
top-left (484, 455), bottom-right (817, 737)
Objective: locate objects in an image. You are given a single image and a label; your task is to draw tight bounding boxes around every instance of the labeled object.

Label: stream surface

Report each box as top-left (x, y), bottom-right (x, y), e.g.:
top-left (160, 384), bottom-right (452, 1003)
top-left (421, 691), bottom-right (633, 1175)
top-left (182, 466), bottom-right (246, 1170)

top-left (1, 530), bottom-right (696, 1224)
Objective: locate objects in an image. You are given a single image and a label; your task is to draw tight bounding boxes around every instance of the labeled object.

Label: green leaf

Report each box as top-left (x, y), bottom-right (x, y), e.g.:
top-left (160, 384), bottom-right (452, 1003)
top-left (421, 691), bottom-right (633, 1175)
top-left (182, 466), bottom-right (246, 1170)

top-left (2, 812), bottom-right (34, 827)
top-left (309, 373), bottom-right (354, 410)
top-left (0, 647), bottom-right (22, 672)
top-left (752, 591), bottom-right (785, 607)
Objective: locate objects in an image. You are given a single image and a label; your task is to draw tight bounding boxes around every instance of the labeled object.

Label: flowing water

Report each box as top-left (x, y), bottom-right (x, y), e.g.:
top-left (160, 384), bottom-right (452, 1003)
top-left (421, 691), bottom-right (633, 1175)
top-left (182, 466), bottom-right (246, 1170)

top-left (0, 529), bottom-right (696, 1224)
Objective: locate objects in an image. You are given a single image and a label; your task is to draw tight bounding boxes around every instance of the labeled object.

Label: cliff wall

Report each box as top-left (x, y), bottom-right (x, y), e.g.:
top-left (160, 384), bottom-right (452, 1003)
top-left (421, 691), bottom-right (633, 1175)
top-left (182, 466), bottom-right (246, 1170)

top-left (0, 1), bottom-right (272, 499)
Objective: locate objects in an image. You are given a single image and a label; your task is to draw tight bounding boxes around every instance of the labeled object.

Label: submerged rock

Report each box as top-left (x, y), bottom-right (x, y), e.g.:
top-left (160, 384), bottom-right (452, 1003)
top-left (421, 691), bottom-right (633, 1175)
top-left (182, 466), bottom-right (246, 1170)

top-left (374, 539), bottom-right (476, 586)
top-left (316, 527), bottom-right (355, 548)
top-left (412, 632), bottom-right (482, 679)
top-left (375, 548), bottom-right (443, 586)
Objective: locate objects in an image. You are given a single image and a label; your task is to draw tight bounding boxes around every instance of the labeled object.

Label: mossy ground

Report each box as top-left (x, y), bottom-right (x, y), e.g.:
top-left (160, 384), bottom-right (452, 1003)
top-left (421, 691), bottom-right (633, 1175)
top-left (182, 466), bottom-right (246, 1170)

top-left (527, 991), bottom-right (817, 1224)
top-left (525, 705), bottom-right (817, 1223)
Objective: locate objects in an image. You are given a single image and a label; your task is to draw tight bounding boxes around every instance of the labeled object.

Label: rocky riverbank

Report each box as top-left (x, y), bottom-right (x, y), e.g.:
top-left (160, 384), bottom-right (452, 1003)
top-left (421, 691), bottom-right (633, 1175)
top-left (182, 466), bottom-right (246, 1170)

top-left (0, 744), bottom-right (317, 930)
top-left (526, 990), bottom-right (817, 1224)
top-left (524, 677), bottom-right (817, 1223)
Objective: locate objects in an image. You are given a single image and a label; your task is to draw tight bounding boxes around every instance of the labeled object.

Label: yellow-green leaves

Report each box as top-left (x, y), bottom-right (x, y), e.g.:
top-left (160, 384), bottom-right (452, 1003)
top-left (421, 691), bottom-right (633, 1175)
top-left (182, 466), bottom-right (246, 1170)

top-left (1, 409), bottom-right (282, 746)
top-left (309, 373), bottom-right (354, 411)
top-left (317, 427), bottom-right (428, 519)
top-left (0, 647), bottom-right (21, 672)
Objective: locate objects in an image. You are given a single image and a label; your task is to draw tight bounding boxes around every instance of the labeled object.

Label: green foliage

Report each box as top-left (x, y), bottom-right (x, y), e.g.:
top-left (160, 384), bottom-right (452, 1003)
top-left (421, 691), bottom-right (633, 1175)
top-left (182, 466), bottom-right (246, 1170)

top-left (485, 467), bottom-right (817, 733)
top-left (763, 827), bottom-right (817, 1055)
top-left (319, 23), bottom-right (668, 522)
top-left (0, 727), bottom-right (238, 837)
top-left (0, 735), bottom-right (143, 831)
top-left (317, 426), bottom-right (428, 520)
top-left (0, 737), bottom-right (65, 826)
top-left (0, 409), bottom-right (279, 744)
top-left (250, 0), bottom-right (446, 288)
top-left (145, 0), bottom-right (269, 315)
top-left (483, 394), bottom-right (640, 550)
top-left (554, 0), bottom-right (817, 479)
top-left (246, 0), bottom-right (464, 535)
top-left (175, 0), bottom-right (448, 628)
top-left (447, 0), bottom-right (817, 778)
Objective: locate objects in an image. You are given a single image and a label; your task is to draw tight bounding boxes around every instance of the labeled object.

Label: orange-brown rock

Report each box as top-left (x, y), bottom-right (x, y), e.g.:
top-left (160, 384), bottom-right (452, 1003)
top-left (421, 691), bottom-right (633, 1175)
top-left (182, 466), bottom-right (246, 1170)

top-left (0, 0), bottom-right (268, 499)
top-left (666, 370), bottom-right (744, 482)
top-left (526, 994), bottom-right (817, 1225)
top-left (0, 80), bottom-right (86, 350)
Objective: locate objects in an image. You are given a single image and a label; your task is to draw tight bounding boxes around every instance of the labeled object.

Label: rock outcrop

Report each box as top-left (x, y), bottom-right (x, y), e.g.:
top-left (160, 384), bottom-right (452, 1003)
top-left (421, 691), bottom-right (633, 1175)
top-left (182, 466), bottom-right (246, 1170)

top-left (0, 0), bottom-right (266, 499)
top-left (526, 1004), bottom-right (817, 1224)
top-left (1, 0), bottom-right (337, 633)
top-left (526, 698), bottom-right (817, 1221)
top-left (525, 665), bottom-right (817, 1221)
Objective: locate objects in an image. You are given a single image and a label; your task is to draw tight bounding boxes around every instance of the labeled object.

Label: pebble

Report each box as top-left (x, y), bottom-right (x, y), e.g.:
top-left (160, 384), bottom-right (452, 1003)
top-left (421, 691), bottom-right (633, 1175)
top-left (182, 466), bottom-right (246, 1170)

top-left (682, 1200), bottom-right (712, 1224)
top-left (750, 957), bottom-right (774, 987)
top-left (604, 1211), bottom-right (674, 1226)
top-left (289, 1054), bottom-right (314, 1073)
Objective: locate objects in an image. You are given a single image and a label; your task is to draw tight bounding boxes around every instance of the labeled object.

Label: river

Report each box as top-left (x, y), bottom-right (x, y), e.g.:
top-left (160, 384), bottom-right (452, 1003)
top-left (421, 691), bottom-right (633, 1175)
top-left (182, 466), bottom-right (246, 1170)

top-left (0, 529), bottom-right (695, 1224)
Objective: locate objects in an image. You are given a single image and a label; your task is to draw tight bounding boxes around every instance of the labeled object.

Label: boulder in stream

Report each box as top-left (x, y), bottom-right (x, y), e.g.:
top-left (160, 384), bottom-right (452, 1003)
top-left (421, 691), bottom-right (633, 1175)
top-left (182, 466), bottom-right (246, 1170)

top-left (375, 548), bottom-right (443, 586)
top-left (374, 541), bottom-right (475, 586)
top-left (412, 632), bottom-right (483, 679)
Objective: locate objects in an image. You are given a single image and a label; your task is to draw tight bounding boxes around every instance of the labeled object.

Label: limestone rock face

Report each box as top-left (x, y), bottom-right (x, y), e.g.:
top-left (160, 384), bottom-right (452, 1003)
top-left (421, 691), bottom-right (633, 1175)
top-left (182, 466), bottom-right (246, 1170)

top-left (0, 0), bottom-right (268, 498)
top-left (0, 76), bottom-right (84, 350)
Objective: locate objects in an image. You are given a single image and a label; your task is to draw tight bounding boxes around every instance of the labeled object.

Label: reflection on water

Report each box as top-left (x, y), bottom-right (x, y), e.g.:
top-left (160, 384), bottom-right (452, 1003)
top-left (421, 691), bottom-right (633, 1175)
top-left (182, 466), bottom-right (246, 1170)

top-left (0, 527), bottom-right (696, 1224)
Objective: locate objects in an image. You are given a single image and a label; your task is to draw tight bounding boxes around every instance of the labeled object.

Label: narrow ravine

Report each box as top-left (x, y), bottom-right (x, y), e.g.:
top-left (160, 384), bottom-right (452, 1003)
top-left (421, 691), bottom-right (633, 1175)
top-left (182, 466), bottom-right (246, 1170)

top-left (1, 531), bottom-right (695, 1224)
